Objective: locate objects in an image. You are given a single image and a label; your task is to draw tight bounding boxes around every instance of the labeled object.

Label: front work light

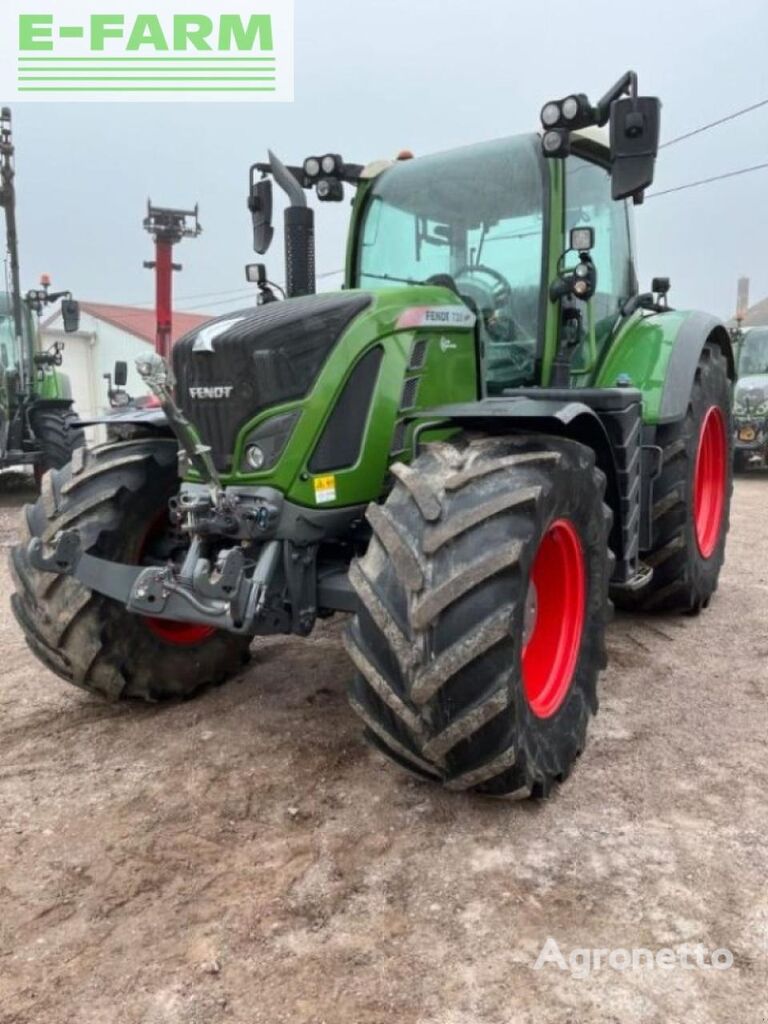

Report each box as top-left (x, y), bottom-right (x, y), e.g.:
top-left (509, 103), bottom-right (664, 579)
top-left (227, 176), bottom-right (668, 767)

top-left (542, 129), bottom-right (570, 157)
top-left (316, 177), bottom-right (344, 202)
top-left (304, 157), bottom-right (320, 177)
top-left (541, 102), bottom-right (561, 127)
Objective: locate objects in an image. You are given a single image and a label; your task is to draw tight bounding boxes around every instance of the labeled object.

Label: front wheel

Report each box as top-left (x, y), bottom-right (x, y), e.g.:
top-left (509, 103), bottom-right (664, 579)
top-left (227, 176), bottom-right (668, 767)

top-left (345, 435), bottom-right (612, 797)
top-left (30, 405), bottom-right (85, 484)
top-left (10, 437), bottom-right (251, 701)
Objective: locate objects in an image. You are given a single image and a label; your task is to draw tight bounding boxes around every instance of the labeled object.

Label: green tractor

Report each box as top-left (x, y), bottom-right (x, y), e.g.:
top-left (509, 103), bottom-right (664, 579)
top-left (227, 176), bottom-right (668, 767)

top-left (0, 108), bottom-right (83, 481)
top-left (10, 73), bottom-right (733, 798)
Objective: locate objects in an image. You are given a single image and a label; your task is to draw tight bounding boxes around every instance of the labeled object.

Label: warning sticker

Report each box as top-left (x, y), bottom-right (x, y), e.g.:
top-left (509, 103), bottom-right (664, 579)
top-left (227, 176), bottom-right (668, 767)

top-left (313, 475), bottom-right (337, 504)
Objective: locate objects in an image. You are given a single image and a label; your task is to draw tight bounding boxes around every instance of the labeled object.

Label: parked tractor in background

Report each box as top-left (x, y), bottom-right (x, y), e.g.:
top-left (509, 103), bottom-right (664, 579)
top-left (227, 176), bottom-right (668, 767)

top-left (732, 326), bottom-right (768, 470)
top-left (0, 108), bottom-right (83, 481)
top-left (11, 73), bottom-right (733, 800)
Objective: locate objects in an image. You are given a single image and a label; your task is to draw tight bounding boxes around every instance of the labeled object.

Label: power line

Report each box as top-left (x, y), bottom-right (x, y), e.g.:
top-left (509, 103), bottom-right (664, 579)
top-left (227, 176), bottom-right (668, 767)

top-left (647, 160), bottom-right (768, 199)
top-left (128, 268), bottom-right (346, 309)
top-left (661, 98), bottom-right (768, 149)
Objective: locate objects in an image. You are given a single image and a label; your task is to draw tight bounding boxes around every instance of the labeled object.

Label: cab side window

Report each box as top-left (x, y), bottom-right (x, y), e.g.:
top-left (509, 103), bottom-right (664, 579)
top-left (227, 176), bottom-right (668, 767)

top-left (565, 155), bottom-right (636, 326)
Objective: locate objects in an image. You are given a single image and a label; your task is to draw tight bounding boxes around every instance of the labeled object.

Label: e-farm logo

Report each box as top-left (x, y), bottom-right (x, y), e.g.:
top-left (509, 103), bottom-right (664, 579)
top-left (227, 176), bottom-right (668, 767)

top-left (0, 1), bottom-right (293, 102)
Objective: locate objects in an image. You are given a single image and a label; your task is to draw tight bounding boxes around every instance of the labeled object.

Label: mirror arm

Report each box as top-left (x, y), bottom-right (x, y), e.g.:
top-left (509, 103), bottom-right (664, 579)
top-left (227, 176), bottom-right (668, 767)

top-left (594, 70), bottom-right (638, 124)
top-left (268, 150), bottom-right (306, 207)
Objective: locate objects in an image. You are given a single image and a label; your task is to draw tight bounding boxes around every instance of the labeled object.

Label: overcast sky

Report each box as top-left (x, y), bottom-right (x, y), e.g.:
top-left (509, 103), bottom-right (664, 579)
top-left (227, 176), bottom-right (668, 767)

top-left (4, 0), bottom-right (768, 322)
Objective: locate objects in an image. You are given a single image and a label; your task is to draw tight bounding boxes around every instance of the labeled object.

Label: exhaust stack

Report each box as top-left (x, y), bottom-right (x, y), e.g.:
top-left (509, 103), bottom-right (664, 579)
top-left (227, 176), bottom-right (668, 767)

top-left (268, 150), bottom-right (316, 298)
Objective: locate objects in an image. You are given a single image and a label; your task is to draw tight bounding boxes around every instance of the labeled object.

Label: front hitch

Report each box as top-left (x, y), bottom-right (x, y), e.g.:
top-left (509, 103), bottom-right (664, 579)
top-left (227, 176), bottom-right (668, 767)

top-left (28, 532), bottom-right (282, 635)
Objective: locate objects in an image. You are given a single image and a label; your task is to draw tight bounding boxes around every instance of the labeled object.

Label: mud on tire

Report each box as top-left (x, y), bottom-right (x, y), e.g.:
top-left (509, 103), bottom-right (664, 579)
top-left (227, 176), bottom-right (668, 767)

top-left (345, 434), bottom-right (612, 797)
top-left (10, 437), bottom-right (251, 701)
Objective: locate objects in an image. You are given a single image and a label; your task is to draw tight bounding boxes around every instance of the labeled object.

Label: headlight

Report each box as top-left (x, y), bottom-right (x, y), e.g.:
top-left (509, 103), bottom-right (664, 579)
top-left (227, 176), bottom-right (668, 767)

top-left (240, 410), bottom-right (300, 474)
top-left (245, 444), bottom-right (265, 470)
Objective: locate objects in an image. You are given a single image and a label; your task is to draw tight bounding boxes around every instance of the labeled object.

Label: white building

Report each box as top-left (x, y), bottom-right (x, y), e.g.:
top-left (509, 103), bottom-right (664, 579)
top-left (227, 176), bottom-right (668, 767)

top-left (41, 301), bottom-right (212, 422)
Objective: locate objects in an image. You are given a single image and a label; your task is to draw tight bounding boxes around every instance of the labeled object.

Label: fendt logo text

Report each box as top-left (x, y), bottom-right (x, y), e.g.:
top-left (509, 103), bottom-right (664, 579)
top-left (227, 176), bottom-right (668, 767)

top-left (189, 386), bottom-right (235, 400)
top-left (0, 1), bottom-right (294, 102)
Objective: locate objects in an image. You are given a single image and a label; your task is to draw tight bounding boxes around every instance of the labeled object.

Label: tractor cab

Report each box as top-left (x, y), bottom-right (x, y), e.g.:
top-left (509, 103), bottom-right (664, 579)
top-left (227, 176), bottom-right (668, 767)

top-left (350, 129), bottom-right (639, 394)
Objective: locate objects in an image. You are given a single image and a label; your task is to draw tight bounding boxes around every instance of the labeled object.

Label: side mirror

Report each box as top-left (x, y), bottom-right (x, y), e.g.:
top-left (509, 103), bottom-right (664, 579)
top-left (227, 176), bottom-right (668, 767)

top-left (61, 298), bottom-right (80, 333)
top-left (114, 360), bottom-right (128, 387)
top-left (248, 177), bottom-right (273, 255)
top-left (609, 96), bottom-right (661, 201)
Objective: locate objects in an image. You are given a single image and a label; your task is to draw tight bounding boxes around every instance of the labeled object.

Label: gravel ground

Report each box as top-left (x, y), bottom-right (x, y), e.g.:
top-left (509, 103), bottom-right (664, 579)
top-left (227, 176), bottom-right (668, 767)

top-left (0, 470), bottom-right (766, 1024)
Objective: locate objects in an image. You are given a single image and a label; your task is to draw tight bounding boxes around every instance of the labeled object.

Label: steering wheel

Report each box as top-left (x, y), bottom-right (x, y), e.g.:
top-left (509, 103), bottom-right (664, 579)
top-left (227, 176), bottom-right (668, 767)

top-left (454, 264), bottom-right (526, 342)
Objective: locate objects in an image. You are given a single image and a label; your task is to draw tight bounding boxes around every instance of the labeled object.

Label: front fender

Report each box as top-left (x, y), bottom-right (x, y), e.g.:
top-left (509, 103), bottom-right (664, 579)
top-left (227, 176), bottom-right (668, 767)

top-left (37, 368), bottom-right (73, 401)
top-left (75, 407), bottom-right (169, 429)
top-left (595, 310), bottom-right (735, 424)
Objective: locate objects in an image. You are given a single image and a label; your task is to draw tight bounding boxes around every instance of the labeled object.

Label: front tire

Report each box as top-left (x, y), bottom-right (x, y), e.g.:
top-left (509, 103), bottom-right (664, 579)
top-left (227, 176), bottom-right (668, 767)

top-left (345, 435), bottom-right (612, 797)
top-left (30, 405), bottom-right (85, 484)
top-left (10, 437), bottom-right (251, 701)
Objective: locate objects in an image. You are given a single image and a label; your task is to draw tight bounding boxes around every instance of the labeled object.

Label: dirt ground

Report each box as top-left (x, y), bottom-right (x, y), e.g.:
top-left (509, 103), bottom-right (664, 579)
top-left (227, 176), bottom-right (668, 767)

top-left (0, 471), bottom-right (766, 1024)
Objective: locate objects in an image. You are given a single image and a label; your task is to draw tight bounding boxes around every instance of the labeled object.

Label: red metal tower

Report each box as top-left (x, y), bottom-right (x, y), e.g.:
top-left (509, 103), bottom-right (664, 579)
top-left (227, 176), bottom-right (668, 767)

top-left (143, 201), bottom-right (201, 359)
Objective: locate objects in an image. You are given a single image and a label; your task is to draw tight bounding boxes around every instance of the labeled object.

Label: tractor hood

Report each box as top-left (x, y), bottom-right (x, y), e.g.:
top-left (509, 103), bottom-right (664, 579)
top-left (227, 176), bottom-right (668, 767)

top-left (734, 374), bottom-right (768, 418)
top-left (173, 291), bottom-right (373, 471)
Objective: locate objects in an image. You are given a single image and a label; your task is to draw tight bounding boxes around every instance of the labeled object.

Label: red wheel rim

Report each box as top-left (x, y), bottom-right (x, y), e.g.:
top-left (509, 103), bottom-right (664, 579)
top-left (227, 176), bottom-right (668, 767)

top-left (522, 518), bottom-right (586, 719)
top-left (693, 405), bottom-right (727, 559)
top-left (142, 616), bottom-right (216, 647)
top-left (138, 513), bottom-right (216, 648)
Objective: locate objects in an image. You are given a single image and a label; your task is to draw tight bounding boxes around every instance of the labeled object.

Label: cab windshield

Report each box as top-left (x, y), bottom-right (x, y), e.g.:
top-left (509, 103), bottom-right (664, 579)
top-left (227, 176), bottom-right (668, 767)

top-left (355, 135), bottom-right (545, 389)
top-left (738, 328), bottom-right (768, 376)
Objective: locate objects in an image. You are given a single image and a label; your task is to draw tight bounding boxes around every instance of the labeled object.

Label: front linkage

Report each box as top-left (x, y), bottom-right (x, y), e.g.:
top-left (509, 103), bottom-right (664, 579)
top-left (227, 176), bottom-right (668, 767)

top-left (29, 352), bottom-right (360, 638)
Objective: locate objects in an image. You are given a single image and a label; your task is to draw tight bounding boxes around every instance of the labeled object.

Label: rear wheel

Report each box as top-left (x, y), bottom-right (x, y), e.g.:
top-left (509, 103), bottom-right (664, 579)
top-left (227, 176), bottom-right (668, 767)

top-left (30, 405), bottom-right (85, 485)
top-left (345, 435), bottom-right (612, 797)
top-left (615, 341), bottom-right (732, 613)
top-left (10, 437), bottom-right (251, 701)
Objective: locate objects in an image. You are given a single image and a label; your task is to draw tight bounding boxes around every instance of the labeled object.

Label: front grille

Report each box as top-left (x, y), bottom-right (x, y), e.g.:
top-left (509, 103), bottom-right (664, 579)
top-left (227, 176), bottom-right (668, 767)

top-left (308, 346), bottom-right (383, 473)
top-left (173, 292), bottom-right (371, 471)
top-left (390, 420), bottom-right (407, 455)
top-left (400, 376), bottom-right (419, 410)
top-left (409, 337), bottom-right (428, 369)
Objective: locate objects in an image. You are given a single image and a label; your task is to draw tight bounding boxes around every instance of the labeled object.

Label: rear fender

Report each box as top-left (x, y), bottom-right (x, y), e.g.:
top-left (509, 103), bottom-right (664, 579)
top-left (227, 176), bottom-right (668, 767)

top-left (29, 397), bottom-right (76, 415)
top-left (595, 310), bottom-right (735, 424)
top-left (416, 398), bottom-right (636, 582)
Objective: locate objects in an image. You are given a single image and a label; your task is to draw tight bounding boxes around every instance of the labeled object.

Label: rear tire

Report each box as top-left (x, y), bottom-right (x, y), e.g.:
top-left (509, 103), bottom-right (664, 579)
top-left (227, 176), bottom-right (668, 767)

top-left (345, 435), bottom-right (612, 797)
top-left (30, 406), bottom-right (85, 484)
top-left (615, 341), bottom-right (732, 613)
top-left (10, 437), bottom-right (251, 701)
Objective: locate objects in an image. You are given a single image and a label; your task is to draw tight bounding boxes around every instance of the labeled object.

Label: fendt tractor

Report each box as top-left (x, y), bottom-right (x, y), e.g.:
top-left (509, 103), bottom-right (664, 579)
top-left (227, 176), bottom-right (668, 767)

top-left (11, 73), bottom-right (734, 799)
top-left (0, 108), bottom-right (83, 481)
